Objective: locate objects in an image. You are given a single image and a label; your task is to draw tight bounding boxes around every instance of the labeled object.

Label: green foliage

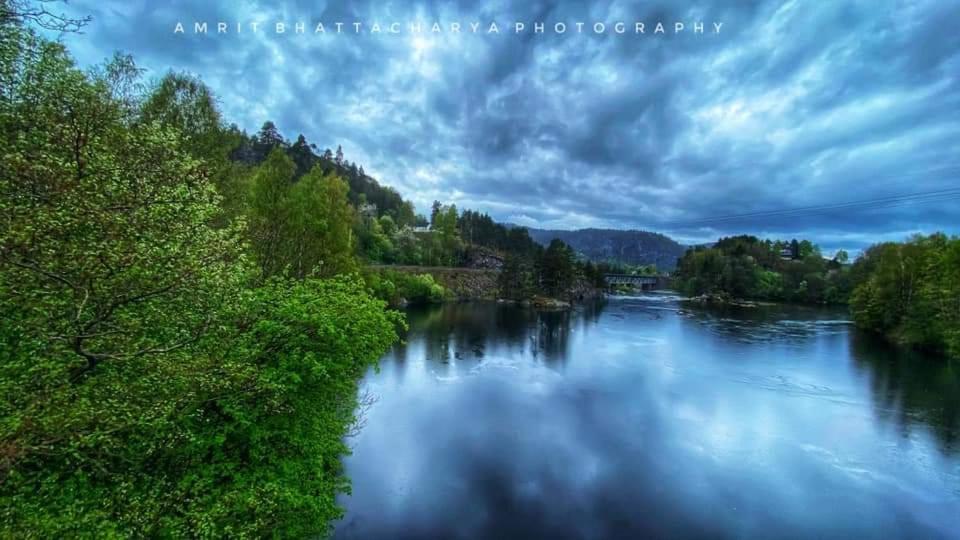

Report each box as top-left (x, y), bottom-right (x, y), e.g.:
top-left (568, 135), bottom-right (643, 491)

top-left (616, 263), bottom-right (658, 276)
top-left (849, 234), bottom-right (960, 357)
top-left (140, 71), bottom-right (227, 161)
top-left (247, 149), bottom-right (357, 278)
top-left (288, 166), bottom-right (357, 278)
top-left (755, 269), bottom-right (784, 299)
top-left (365, 270), bottom-right (447, 306)
top-left (392, 227), bottom-right (424, 265)
top-left (674, 235), bottom-right (851, 304)
top-left (248, 147), bottom-right (297, 277)
top-left (0, 23), bottom-right (401, 537)
top-left (356, 201), bottom-right (395, 263)
top-left (165, 276), bottom-right (402, 538)
top-left (378, 215), bottom-right (398, 237)
top-left (138, 71), bottom-right (250, 222)
top-left (230, 127), bottom-right (416, 228)
top-left (428, 203), bottom-right (463, 266)
top-left (226, 130), bottom-right (541, 270)
top-left (581, 261), bottom-right (607, 289)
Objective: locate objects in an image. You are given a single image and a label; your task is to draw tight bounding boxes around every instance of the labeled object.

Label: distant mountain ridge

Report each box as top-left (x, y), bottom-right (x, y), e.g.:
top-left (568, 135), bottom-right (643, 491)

top-left (526, 228), bottom-right (687, 270)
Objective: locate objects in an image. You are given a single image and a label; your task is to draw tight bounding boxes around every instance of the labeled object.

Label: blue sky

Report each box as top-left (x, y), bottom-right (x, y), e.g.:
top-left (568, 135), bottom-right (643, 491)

top-left (52, 0), bottom-right (960, 252)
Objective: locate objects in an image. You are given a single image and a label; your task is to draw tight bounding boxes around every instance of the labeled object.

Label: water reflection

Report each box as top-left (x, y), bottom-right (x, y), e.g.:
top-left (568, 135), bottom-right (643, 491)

top-left (399, 301), bottom-right (605, 368)
top-left (336, 295), bottom-right (960, 539)
top-left (850, 332), bottom-right (960, 454)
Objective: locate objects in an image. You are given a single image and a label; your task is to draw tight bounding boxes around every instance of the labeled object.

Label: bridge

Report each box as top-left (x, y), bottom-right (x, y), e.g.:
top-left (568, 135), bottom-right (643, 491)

top-left (604, 274), bottom-right (671, 290)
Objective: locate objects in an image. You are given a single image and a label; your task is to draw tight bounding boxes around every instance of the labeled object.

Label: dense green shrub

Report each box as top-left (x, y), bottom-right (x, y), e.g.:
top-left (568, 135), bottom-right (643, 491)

top-left (0, 23), bottom-right (401, 537)
top-left (364, 270), bottom-right (447, 305)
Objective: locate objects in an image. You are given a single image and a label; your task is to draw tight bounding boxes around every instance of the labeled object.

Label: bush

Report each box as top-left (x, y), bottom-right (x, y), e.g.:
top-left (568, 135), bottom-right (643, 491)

top-left (364, 270), bottom-right (446, 305)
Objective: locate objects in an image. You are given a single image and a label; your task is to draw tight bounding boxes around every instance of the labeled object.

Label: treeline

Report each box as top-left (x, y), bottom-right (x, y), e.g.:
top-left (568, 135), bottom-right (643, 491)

top-left (498, 240), bottom-right (607, 301)
top-left (458, 209), bottom-right (541, 256)
top-left (675, 234), bottom-right (960, 359)
top-left (674, 236), bottom-right (853, 304)
top-left (849, 234), bottom-right (960, 358)
top-left (0, 19), bottom-right (402, 538)
top-left (229, 122), bottom-right (417, 227)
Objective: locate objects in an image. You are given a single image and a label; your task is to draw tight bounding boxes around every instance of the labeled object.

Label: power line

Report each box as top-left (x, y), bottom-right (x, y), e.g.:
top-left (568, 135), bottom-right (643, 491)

top-left (654, 186), bottom-right (960, 229)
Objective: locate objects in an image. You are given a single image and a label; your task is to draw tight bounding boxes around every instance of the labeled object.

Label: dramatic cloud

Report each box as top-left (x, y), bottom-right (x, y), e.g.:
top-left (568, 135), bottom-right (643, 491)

top-left (55, 0), bottom-right (960, 252)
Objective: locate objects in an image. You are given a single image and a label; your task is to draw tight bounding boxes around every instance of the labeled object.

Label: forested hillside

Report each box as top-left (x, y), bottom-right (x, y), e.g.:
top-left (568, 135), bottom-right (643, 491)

top-left (228, 122), bottom-right (418, 227)
top-left (527, 228), bottom-right (686, 270)
top-left (211, 123), bottom-right (604, 303)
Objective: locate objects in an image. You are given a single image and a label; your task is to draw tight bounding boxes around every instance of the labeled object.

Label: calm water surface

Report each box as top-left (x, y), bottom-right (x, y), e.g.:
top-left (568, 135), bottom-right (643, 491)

top-left (335, 293), bottom-right (960, 539)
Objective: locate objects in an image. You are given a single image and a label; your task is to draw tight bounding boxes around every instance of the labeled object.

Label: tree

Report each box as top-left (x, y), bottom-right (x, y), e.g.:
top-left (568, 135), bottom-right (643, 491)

top-left (257, 120), bottom-right (284, 147)
top-left (250, 120), bottom-right (285, 162)
top-left (430, 200), bottom-right (442, 228)
top-left (138, 71), bottom-right (251, 222)
top-left (0, 23), bottom-right (402, 536)
top-left (499, 255), bottom-right (535, 300)
top-left (431, 204), bottom-right (462, 265)
top-left (538, 239), bottom-right (576, 297)
top-left (0, 23), bottom-right (248, 531)
top-left (140, 72), bottom-right (224, 159)
top-left (798, 239), bottom-right (819, 259)
top-left (394, 226), bottom-right (423, 265)
top-left (288, 133), bottom-right (315, 177)
top-left (673, 236), bottom-right (845, 304)
top-left (248, 147), bottom-right (296, 277)
top-left (849, 234), bottom-right (960, 357)
top-left (287, 166), bottom-right (358, 278)
top-left (96, 52), bottom-right (144, 120)
top-left (378, 215), bottom-right (397, 237)
top-left (582, 261), bottom-right (607, 288)
top-left (0, 0), bottom-right (90, 31)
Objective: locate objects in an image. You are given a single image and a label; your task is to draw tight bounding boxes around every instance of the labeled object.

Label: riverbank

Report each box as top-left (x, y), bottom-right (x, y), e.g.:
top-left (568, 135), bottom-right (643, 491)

top-left (678, 291), bottom-right (856, 309)
top-left (366, 265), bottom-right (602, 307)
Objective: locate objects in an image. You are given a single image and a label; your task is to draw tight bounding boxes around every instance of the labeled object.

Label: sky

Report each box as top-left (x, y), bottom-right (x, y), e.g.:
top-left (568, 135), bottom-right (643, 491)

top-left (51, 0), bottom-right (960, 252)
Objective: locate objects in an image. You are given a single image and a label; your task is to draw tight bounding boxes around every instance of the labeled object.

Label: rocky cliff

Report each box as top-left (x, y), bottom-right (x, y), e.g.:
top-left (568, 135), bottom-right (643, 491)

top-left (527, 227), bottom-right (686, 270)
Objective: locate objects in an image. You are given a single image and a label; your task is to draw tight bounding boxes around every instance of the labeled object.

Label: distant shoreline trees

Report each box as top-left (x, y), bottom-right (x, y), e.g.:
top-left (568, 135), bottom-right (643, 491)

top-left (674, 234), bottom-right (960, 359)
top-left (674, 235), bottom-right (852, 304)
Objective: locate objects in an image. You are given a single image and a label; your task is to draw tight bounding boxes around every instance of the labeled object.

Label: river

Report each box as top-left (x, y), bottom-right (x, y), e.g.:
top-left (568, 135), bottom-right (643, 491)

top-left (334, 293), bottom-right (960, 539)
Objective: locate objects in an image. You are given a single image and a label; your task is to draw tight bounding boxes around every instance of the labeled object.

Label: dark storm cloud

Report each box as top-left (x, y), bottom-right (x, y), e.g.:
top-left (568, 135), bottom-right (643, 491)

top-left (57, 0), bottom-right (960, 252)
